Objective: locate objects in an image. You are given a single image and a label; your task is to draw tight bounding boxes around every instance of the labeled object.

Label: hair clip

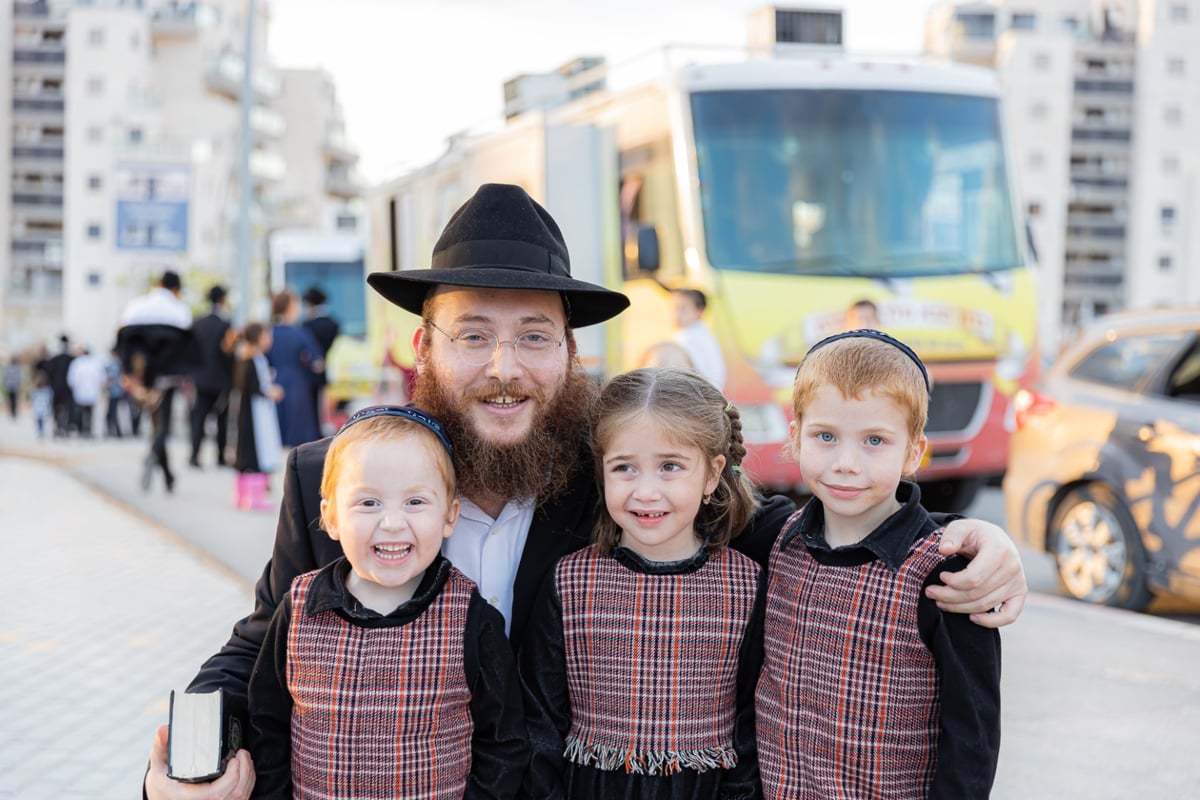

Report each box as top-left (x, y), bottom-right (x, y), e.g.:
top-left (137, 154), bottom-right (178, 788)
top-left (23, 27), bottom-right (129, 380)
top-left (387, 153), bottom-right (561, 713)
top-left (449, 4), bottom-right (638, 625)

top-left (804, 328), bottom-right (931, 393)
top-left (723, 402), bottom-right (734, 412)
top-left (337, 405), bottom-right (453, 456)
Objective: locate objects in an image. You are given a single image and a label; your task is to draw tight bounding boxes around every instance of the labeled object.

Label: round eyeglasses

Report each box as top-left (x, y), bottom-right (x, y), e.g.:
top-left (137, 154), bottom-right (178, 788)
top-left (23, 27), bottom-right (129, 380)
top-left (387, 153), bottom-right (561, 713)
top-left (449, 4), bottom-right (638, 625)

top-left (427, 321), bottom-right (567, 368)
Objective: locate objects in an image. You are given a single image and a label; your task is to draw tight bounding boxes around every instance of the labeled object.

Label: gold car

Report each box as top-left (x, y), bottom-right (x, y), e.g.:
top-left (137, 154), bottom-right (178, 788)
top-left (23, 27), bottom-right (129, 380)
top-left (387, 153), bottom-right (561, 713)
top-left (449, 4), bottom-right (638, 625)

top-left (1003, 308), bottom-right (1200, 611)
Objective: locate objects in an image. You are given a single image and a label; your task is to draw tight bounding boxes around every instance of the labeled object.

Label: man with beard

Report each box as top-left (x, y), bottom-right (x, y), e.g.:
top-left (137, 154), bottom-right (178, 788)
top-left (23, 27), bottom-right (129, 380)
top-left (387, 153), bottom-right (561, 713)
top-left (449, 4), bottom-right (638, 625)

top-left (144, 184), bottom-right (1027, 800)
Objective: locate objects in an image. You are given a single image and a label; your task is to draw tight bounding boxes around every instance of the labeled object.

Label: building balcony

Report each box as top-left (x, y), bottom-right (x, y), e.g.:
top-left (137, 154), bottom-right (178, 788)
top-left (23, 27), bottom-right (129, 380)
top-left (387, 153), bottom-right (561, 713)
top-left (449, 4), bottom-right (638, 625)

top-left (11, 59), bottom-right (66, 80)
top-left (14, 1), bottom-right (51, 18)
top-left (14, 35), bottom-right (65, 55)
top-left (249, 149), bottom-right (287, 183)
top-left (8, 247), bottom-right (59, 273)
top-left (251, 106), bottom-right (286, 140)
top-left (1067, 211), bottom-right (1125, 228)
top-left (325, 168), bottom-right (361, 200)
top-left (13, 203), bottom-right (64, 225)
top-left (12, 191), bottom-right (64, 208)
top-left (1069, 166), bottom-right (1129, 184)
top-left (1066, 222), bottom-right (1126, 239)
top-left (1062, 270), bottom-right (1124, 288)
top-left (12, 145), bottom-right (65, 166)
top-left (13, 132), bottom-right (65, 147)
top-left (151, 2), bottom-right (214, 38)
top-left (12, 97), bottom-right (65, 114)
top-left (5, 264), bottom-right (64, 301)
top-left (1073, 77), bottom-right (1134, 95)
top-left (11, 178), bottom-right (63, 194)
top-left (1071, 127), bottom-right (1131, 143)
top-left (322, 130), bottom-right (358, 165)
top-left (10, 226), bottom-right (63, 245)
top-left (206, 51), bottom-right (281, 103)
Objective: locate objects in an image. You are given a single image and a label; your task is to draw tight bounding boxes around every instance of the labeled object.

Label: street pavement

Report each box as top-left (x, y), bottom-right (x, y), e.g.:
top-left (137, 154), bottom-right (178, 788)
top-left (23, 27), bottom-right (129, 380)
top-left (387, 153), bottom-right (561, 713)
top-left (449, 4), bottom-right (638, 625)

top-left (3, 409), bottom-right (1200, 798)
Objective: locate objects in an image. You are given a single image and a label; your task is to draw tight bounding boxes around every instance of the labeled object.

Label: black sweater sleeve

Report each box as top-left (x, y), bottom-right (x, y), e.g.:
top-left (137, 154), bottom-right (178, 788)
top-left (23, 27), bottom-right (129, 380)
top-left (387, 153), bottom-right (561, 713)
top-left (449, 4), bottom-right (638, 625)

top-left (731, 493), bottom-right (797, 567)
top-left (918, 555), bottom-right (1002, 800)
top-left (721, 566), bottom-right (767, 800)
top-left (463, 593), bottom-right (531, 800)
top-left (246, 593), bottom-right (295, 800)
top-left (188, 440), bottom-right (336, 719)
top-left (516, 574), bottom-right (570, 800)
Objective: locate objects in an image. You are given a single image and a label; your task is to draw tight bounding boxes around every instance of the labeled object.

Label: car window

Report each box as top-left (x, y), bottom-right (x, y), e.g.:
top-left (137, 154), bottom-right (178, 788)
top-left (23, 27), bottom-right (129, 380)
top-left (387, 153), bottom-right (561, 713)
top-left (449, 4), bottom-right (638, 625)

top-left (1069, 332), bottom-right (1189, 389)
top-left (1165, 340), bottom-right (1200, 403)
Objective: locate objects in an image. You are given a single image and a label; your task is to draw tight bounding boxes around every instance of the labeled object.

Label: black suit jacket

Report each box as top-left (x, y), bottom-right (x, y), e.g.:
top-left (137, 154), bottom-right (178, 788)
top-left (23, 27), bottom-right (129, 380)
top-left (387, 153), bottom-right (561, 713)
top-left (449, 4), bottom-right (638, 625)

top-left (190, 312), bottom-right (233, 393)
top-left (114, 324), bottom-right (199, 386)
top-left (304, 314), bottom-right (339, 357)
top-left (303, 315), bottom-right (339, 389)
top-left (187, 434), bottom-right (798, 719)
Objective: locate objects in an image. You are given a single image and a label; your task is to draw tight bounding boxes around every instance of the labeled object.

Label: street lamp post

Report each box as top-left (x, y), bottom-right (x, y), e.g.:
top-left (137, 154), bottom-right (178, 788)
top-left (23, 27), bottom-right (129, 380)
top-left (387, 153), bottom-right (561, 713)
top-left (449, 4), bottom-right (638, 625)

top-left (235, 0), bottom-right (257, 327)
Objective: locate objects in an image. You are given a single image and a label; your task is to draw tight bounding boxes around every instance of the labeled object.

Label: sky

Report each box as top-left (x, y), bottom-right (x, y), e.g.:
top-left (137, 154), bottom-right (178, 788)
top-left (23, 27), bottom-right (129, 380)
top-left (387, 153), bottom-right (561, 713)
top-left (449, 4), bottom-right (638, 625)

top-left (268, 0), bottom-right (937, 183)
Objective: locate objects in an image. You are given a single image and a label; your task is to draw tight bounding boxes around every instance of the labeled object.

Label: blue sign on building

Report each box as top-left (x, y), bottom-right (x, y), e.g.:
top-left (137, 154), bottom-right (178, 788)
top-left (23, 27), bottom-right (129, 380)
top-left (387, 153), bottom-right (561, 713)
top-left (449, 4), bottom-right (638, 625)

top-left (115, 163), bottom-right (190, 252)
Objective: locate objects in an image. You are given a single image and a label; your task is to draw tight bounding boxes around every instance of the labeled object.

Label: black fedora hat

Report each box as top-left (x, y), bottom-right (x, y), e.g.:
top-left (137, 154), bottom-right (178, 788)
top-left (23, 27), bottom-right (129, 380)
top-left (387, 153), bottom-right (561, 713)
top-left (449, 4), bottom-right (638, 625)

top-left (367, 183), bottom-right (629, 328)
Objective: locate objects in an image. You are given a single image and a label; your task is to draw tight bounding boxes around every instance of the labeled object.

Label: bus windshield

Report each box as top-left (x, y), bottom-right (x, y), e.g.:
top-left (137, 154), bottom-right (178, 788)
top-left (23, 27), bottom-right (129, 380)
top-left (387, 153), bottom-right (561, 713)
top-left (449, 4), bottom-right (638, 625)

top-left (691, 89), bottom-right (1022, 277)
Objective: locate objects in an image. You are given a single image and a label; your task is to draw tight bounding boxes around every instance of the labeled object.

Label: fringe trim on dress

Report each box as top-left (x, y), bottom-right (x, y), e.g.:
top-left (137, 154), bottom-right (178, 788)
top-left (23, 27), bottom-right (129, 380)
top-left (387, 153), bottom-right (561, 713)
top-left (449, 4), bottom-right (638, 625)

top-left (564, 736), bottom-right (737, 775)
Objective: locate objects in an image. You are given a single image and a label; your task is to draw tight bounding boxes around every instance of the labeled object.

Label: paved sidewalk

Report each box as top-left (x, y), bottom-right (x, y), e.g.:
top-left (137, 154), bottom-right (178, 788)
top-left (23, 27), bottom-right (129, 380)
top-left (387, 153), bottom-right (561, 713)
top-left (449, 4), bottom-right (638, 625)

top-left (0, 411), bottom-right (274, 798)
top-left (0, 456), bottom-right (252, 798)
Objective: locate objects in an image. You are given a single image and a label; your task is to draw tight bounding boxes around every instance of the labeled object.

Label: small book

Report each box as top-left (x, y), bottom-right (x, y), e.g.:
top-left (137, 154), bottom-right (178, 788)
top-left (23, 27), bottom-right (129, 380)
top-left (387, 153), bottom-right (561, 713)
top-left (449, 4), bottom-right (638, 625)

top-left (166, 689), bottom-right (244, 783)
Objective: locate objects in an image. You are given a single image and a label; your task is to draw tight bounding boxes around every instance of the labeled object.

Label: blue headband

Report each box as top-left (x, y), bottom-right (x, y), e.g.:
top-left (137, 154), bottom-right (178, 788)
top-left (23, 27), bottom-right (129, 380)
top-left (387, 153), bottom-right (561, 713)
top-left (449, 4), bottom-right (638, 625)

top-left (336, 405), bottom-right (454, 456)
top-left (804, 328), bottom-right (931, 393)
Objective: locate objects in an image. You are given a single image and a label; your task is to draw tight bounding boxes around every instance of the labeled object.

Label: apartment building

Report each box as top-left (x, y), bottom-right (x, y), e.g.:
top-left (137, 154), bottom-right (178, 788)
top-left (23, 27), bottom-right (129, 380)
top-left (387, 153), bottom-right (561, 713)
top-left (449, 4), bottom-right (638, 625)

top-left (926, 0), bottom-right (1200, 353)
top-left (3, 0), bottom-right (362, 357)
top-left (5, 0), bottom-right (69, 355)
top-left (273, 67), bottom-right (362, 233)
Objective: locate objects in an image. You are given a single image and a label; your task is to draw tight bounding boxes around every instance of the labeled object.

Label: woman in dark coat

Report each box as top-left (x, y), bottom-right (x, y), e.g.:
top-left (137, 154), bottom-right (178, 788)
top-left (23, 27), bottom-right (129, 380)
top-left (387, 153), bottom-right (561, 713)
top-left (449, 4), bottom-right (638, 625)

top-left (266, 289), bottom-right (324, 447)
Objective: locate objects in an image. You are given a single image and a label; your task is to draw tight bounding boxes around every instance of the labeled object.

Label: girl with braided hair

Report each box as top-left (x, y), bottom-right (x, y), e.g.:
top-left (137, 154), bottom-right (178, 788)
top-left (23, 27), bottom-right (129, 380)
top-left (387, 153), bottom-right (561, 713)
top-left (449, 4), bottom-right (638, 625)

top-left (519, 367), bottom-right (764, 800)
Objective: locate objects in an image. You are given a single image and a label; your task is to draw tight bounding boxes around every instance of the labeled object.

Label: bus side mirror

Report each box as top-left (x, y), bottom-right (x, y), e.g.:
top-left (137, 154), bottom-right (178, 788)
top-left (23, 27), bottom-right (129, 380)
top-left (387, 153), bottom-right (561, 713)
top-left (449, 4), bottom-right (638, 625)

top-left (636, 224), bottom-right (660, 273)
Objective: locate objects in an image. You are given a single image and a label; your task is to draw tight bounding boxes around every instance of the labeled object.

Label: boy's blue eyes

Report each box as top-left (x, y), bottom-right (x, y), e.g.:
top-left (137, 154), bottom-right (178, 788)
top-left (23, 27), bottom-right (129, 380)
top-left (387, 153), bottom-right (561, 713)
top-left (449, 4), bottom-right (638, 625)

top-left (813, 432), bottom-right (886, 446)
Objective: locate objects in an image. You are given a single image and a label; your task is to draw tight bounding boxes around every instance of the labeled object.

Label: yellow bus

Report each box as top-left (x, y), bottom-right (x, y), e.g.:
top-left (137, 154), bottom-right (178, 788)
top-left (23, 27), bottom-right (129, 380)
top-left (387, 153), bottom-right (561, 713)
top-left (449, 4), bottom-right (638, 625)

top-left (364, 51), bottom-right (1038, 511)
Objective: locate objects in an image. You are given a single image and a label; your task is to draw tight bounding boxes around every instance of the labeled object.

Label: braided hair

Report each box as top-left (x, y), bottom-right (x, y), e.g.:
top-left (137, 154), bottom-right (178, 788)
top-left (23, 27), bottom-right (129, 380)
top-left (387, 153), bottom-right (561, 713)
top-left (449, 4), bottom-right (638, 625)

top-left (591, 367), bottom-right (760, 554)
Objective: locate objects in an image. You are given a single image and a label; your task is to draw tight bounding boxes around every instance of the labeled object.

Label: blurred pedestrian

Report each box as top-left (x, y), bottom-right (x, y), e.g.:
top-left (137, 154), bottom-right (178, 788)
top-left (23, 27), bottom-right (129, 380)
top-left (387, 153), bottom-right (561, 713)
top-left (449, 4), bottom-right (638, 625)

top-left (233, 322), bottom-right (283, 511)
top-left (637, 340), bottom-right (695, 371)
top-left (66, 347), bottom-right (105, 439)
top-left (45, 335), bottom-right (75, 437)
top-left (189, 284), bottom-right (235, 468)
top-left (671, 288), bottom-right (726, 390)
top-left (103, 347), bottom-right (129, 438)
top-left (117, 270), bottom-right (195, 493)
top-left (843, 298), bottom-right (881, 331)
top-left (267, 289), bottom-right (323, 447)
top-left (302, 285), bottom-right (340, 434)
top-left (4, 357), bottom-right (22, 419)
top-left (29, 373), bottom-right (52, 439)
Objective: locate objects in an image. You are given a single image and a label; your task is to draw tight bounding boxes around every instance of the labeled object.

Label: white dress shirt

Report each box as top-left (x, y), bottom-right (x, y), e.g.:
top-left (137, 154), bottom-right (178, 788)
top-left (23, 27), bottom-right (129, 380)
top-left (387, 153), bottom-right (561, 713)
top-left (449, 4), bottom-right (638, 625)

top-left (441, 496), bottom-right (535, 635)
top-left (120, 287), bottom-right (193, 328)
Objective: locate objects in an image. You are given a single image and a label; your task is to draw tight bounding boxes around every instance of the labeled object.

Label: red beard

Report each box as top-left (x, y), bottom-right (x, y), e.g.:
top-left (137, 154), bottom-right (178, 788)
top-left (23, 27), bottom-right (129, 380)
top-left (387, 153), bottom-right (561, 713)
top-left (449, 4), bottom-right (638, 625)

top-left (411, 366), bottom-right (598, 504)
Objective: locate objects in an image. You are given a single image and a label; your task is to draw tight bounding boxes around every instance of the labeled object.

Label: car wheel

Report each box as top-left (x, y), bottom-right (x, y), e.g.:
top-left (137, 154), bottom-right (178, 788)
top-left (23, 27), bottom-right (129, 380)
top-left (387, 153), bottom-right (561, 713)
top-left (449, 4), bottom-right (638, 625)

top-left (1048, 484), bottom-right (1152, 611)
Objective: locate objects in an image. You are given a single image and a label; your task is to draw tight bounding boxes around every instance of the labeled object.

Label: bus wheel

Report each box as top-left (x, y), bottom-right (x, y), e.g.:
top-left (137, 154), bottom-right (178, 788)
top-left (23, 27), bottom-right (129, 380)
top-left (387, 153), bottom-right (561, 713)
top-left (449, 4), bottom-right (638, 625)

top-left (918, 478), bottom-right (982, 514)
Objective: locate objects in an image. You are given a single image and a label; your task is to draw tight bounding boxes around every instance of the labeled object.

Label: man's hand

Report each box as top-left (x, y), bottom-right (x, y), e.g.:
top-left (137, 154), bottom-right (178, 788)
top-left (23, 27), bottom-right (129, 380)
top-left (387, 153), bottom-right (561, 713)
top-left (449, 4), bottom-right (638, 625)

top-left (926, 518), bottom-right (1027, 628)
top-left (145, 724), bottom-right (255, 800)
